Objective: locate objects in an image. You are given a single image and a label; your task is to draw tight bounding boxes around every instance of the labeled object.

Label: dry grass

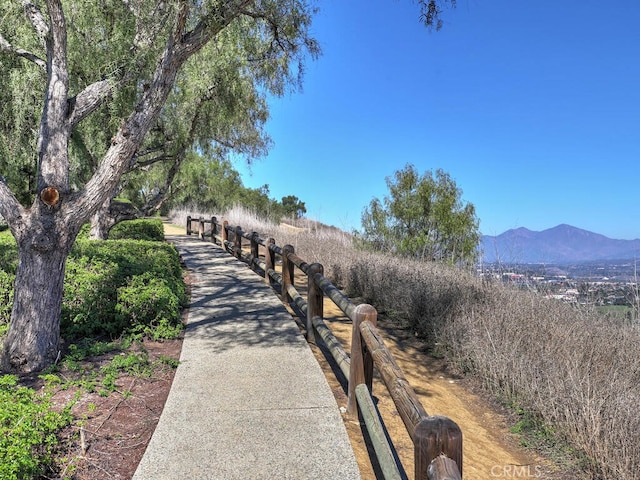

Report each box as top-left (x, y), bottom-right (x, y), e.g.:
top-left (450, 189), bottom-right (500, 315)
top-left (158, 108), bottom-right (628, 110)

top-left (170, 206), bottom-right (640, 480)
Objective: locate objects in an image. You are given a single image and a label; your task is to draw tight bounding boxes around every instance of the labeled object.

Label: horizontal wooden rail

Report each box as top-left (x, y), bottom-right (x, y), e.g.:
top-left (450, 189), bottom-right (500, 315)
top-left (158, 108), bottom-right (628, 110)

top-left (355, 383), bottom-right (404, 480)
top-left (185, 214), bottom-right (463, 480)
top-left (359, 319), bottom-right (428, 440)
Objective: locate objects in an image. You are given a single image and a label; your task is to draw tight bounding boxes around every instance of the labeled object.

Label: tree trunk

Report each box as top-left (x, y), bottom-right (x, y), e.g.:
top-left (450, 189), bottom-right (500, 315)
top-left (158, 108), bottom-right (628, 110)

top-left (1, 214), bottom-right (77, 372)
top-left (0, 0), bottom-right (246, 373)
top-left (89, 208), bottom-right (112, 240)
top-left (89, 197), bottom-right (141, 240)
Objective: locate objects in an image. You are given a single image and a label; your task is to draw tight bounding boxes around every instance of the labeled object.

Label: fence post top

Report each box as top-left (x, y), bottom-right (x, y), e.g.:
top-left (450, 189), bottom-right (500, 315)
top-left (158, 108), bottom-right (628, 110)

top-left (415, 416), bottom-right (463, 439)
top-left (308, 262), bottom-right (324, 274)
top-left (283, 244), bottom-right (295, 254)
top-left (355, 303), bottom-right (377, 316)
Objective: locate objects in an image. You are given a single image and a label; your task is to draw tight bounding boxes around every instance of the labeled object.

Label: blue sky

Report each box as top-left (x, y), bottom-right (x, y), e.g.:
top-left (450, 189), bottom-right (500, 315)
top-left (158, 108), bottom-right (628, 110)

top-left (236, 0), bottom-right (640, 240)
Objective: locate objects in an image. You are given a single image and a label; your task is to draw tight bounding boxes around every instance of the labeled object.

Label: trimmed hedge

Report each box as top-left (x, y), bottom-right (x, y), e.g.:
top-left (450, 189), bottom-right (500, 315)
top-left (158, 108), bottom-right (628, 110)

top-left (108, 218), bottom-right (165, 241)
top-left (62, 239), bottom-right (186, 339)
top-left (0, 220), bottom-right (185, 341)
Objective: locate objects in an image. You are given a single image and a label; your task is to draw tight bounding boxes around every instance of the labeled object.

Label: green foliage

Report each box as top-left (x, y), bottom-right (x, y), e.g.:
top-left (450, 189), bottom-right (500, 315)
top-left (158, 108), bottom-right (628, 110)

top-left (108, 218), bottom-right (165, 241)
top-left (100, 351), bottom-right (152, 394)
top-left (61, 239), bottom-right (186, 339)
top-left (168, 153), bottom-right (290, 222)
top-left (62, 258), bottom-right (121, 337)
top-left (281, 195), bottom-right (307, 219)
top-left (359, 164), bottom-right (480, 266)
top-left (0, 375), bottom-right (73, 480)
top-left (0, 270), bottom-right (14, 328)
top-left (47, 336), bottom-right (179, 397)
top-left (0, 234), bottom-right (16, 332)
top-left (168, 153), bottom-right (245, 212)
top-left (0, 232), bottom-right (17, 274)
top-left (116, 273), bottom-right (180, 329)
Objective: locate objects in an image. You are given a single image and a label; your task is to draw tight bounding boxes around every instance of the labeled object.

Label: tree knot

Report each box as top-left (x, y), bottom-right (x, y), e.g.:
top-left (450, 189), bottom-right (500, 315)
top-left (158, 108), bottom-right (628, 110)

top-left (40, 187), bottom-right (60, 207)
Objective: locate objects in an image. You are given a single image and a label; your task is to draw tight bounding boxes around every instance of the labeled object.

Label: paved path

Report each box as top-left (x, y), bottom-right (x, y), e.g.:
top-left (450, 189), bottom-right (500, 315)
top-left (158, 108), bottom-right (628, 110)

top-left (133, 236), bottom-right (360, 480)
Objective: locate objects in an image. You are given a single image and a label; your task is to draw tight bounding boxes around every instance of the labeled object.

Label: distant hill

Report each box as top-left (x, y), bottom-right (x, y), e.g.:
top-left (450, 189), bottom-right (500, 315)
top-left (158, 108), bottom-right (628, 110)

top-left (481, 224), bottom-right (640, 263)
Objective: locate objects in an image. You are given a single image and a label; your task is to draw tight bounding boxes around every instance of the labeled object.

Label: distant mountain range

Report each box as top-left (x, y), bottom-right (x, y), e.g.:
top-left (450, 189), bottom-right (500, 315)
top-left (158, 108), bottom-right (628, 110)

top-left (481, 224), bottom-right (640, 264)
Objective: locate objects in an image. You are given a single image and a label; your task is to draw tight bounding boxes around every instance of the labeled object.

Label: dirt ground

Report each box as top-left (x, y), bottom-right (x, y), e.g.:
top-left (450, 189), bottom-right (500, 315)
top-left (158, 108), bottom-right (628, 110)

top-left (44, 224), bottom-right (580, 479)
top-left (48, 339), bottom-right (183, 480)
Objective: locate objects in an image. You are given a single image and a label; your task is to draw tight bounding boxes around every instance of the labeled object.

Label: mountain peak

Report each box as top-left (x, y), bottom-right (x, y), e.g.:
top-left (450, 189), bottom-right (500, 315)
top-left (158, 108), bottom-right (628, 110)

top-left (482, 225), bottom-right (640, 263)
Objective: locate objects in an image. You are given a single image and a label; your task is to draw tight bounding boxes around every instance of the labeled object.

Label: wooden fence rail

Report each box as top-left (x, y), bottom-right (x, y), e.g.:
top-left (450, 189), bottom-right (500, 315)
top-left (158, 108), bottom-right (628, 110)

top-left (185, 215), bottom-right (463, 480)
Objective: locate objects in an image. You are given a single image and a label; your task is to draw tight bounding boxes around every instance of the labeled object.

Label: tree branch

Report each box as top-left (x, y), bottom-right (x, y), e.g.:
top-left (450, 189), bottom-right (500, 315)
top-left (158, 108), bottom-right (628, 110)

top-left (132, 154), bottom-right (174, 170)
top-left (67, 79), bottom-right (112, 128)
top-left (177, 0), bottom-right (253, 58)
top-left (0, 179), bottom-right (27, 226)
top-left (0, 33), bottom-right (46, 69)
top-left (36, 0), bottom-right (71, 191)
top-left (21, 0), bottom-right (49, 46)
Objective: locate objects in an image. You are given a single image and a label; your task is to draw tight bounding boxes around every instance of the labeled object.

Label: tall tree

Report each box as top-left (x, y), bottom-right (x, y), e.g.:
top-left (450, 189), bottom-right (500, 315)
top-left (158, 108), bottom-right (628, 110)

top-left (281, 195), bottom-right (306, 219)
top-left (0, 0), bottom-right (318, 372)
top-left (360, 164), bottom-right (479, 266)
top-left (87, 14), bottom-right (279, 238)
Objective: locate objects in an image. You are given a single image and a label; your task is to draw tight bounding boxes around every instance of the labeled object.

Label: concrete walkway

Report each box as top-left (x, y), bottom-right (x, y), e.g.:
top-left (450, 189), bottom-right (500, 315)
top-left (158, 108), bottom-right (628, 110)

top-left (133, 236), bottom-right (360, 480)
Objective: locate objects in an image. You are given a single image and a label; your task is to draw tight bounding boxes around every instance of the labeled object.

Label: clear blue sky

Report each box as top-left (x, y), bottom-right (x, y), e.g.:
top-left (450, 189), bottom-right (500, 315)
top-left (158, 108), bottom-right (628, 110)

top-left (236, 0), bottom-right (640, 240)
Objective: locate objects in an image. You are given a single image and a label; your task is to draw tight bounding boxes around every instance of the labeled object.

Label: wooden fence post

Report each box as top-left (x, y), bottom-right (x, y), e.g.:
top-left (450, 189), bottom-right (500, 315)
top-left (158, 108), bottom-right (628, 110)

top-left (222, 220), bottom-right (229, 246)
top-left (211, 216), bottom-right (217, 244)
top-left (307, 263), bottom-right (324, 343)
top-left (347, 304), bottom-right (377, 417)
top-left (415, 416), bottom-right (463, 480)
top-left (234, 226), bottom-right (242, 259)
top-left (282, 245), bottom-right (295, 304)
top-left (198, 217), bottom-right (205, 240)
top-left (264, 238), bottom-right (275, 285)
top-left (186, 215), bottom-right (191, 235)
top-left (250, 232), bottom-right (259, 267)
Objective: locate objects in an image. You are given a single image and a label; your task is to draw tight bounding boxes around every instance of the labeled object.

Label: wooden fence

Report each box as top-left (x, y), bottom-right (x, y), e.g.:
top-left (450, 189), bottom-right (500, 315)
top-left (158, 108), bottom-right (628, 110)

top-left (186, 216), bottom-right (463, 480)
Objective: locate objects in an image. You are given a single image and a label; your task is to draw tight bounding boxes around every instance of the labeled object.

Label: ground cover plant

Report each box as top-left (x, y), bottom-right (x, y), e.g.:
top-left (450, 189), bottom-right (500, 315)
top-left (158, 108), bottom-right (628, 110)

top-left (0, 219), bottom-right (186, 477)
top-left (0, 375), bottom-right (73, 480)
top-left (172, 206), bottom-right (640, 480)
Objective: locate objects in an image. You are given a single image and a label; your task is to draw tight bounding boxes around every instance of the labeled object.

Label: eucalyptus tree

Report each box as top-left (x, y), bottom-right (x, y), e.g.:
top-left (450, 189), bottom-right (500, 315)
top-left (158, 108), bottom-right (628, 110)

top-left (0, 0), bottom-right (318, 372)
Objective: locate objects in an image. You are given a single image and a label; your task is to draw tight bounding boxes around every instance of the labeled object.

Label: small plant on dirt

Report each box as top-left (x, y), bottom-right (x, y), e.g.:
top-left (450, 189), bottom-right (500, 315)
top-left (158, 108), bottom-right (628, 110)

top-left (0, 375), bottom-right (73, 480)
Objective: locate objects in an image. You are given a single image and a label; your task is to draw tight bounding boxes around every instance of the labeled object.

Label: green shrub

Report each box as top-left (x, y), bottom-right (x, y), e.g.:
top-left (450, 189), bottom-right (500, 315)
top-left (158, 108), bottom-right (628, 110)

top-left (61, 239), bottom-right (185, 339)
top-left (0, 233), bottom-right (17, 275)
top-left (0, 270), bottom-right (15, 329)
top-left (0, 375), bottom-right (72, 480)
top-left (61, 258), bottom-right (121, 338)
top-left (108, 218), bottom-right (165, 241)
top-left (0, 235), bottom-right (16, 337)
top-left (0, 230), bottom-right (185, 342)
top-left (116, 272), bottom-right (180, 329)
top-left (76, 223), bottom-right (91, 240)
